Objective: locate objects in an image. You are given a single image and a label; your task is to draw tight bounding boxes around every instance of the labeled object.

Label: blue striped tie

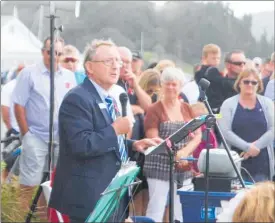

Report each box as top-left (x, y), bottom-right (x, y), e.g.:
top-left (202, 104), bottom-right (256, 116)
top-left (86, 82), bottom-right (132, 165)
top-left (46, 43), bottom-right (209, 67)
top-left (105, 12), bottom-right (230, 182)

top-left (105, 96), bottom-right (128, 163)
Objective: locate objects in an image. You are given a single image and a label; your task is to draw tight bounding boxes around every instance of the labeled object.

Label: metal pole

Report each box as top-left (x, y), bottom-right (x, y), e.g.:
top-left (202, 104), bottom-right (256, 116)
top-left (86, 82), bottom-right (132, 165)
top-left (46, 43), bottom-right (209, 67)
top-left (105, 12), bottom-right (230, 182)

top-left (140, 31), bottom-right (144, 54)
top-left (169, 150), bottom-right (175, 223)
top-left (48, 13), bottom-right (55, 176)
top-left (38, 5), bottom-right (44, 41)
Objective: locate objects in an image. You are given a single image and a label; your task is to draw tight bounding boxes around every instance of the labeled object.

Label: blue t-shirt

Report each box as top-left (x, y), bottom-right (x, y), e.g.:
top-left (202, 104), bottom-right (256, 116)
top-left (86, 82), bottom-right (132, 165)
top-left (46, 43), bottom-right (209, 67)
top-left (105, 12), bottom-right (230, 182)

top-left (74, 71), bottom-right (86, 85)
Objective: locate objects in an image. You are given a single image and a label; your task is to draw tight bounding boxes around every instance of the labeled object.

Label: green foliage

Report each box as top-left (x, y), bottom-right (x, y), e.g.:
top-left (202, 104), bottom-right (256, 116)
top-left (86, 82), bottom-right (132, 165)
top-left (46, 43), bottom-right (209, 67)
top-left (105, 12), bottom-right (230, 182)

top-left (1, 161), bottom-right (6, 170)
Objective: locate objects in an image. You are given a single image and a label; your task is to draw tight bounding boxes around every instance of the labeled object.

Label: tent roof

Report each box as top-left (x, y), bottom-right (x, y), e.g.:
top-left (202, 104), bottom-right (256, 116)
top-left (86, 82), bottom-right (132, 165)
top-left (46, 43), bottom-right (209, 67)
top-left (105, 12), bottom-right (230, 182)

top-left (1, 15), bottom-right (14, 28)
top-left (1, 15), bottom-right (42, 53)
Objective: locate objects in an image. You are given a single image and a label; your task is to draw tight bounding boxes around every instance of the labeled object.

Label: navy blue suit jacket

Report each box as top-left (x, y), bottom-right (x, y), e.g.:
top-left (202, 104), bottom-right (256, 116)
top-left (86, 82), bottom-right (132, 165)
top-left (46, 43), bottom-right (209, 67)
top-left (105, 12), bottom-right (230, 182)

top-left (49, 78), bottom-right (134, 219)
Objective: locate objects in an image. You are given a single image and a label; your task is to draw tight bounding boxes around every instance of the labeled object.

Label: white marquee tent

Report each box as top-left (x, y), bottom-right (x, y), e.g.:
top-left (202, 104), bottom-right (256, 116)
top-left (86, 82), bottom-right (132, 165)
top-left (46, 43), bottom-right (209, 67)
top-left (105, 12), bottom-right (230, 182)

top-left (1, 16), bottom-right (43, 71)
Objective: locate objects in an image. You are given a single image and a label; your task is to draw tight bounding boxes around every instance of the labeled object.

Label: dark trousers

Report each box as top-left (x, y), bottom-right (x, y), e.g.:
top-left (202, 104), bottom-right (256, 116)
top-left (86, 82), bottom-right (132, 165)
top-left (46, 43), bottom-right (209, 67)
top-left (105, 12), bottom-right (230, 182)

top-left (69, 216), bottom-right (86, 223)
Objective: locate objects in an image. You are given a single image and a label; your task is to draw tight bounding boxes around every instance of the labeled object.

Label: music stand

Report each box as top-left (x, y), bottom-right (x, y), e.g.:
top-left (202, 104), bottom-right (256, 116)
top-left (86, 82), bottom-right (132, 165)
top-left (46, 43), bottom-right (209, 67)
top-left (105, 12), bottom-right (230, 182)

top-left (86, 163), bottom-right (141, 223)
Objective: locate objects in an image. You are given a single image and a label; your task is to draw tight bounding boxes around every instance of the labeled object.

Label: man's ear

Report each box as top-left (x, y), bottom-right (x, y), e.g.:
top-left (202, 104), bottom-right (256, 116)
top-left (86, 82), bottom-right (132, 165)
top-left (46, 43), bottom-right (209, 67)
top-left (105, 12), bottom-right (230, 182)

top-left (85, 61), bottom-right (93, 74)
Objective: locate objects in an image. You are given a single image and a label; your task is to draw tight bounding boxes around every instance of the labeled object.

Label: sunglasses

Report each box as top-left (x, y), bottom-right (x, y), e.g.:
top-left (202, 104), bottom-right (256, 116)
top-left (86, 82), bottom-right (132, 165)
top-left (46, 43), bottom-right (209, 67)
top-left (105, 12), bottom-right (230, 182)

top-left (63, 57), bottom-right (78, 63)
top-left (243, 80), bottom-right (258, 86)
top-left (45, 49), bottom-right (63, 57)
top-left (229, 61), bottom-right (246, 66)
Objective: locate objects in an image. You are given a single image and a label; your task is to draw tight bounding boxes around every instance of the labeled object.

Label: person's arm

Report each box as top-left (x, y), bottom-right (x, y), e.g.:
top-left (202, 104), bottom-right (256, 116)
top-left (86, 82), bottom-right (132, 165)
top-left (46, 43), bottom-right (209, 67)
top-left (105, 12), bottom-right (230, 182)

top-left (131, 104), bottom-right (144, 115)
top-left (144, 105), bottom-right (160, 138)
top-left (218, 99), bottom-right (251, 152)
top-left (177, 130), bottom-right (202, 158)
top-left (132, 81), bottom-right (152, 111)
top-left (205, 67), bottom-right (224, 83)
top-left (12, 68), bottom-right (32, 136)
top-left (125, 71), bottom-right (151, 111)
top-left (1, 106), bottom-right (11, 130)
top-left (14, 104), bottom-right (29, 135)
top-left (264, 79), bottom-right (275, 101)
top-left (254, 98), bottom-right (274, 149)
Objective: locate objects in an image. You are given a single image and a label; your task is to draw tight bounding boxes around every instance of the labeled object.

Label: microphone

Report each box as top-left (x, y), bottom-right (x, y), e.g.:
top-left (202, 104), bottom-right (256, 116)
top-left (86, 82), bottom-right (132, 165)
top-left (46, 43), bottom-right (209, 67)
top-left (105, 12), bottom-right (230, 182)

top-left (119, 93), bottom-right (128, 117)
top-left (119, 93), bottom-right (129, 159)
top-left (198, 78), bottom-right (210, 92)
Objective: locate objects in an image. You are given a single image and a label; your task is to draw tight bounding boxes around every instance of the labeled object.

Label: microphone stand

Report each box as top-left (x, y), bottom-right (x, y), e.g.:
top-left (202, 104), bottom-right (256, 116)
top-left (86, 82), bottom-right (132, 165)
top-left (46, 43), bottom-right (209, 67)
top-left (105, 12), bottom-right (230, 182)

top-left (165, 139), bottom-right (176, 223)
top-left (199, 87), bottom-right (246, 223)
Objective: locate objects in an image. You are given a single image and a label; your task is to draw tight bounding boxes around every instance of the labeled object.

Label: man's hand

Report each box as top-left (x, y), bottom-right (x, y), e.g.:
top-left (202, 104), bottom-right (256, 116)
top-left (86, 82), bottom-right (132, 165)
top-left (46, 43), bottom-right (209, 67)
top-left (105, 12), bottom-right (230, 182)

top-left (112, 116), bottom-right (133, 135)
top-left (133, 138), bottom-right (163, 153)
top-left (124, 69), bottom-right (137, 88)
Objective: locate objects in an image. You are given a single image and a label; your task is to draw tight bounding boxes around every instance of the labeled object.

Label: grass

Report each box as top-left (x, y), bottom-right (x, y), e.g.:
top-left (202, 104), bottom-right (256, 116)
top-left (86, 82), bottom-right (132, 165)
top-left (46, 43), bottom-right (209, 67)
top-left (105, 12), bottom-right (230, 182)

top-left (1, 176), bottom-right (28, 222)
top-left (1, 162), bottom-right (43, 222)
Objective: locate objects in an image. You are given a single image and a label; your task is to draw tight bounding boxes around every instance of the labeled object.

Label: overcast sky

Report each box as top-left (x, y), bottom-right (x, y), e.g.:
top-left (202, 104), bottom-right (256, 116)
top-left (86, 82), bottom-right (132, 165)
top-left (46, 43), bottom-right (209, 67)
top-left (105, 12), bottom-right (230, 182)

top-left (152, 1), bottom-right (274, 17)
top-left (225, 1), bottom-right (274, 17)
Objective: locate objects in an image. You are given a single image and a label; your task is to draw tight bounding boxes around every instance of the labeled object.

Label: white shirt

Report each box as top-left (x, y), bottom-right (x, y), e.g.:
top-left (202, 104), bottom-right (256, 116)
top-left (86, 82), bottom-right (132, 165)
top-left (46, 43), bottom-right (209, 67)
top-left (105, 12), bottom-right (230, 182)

top-left (181, 80), bottom-right (200, 105)
top-left (1, 79), bottom-right (19, 131)
top-left (109, 84), bottom-right (135, 123)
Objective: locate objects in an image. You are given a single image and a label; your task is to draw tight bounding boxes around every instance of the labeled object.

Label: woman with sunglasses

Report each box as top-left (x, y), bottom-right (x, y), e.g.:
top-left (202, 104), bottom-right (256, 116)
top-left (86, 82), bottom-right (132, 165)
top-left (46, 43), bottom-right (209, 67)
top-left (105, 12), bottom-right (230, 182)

top-left (61, 45), bottom-right (86, 84)
top-left (139, 69), bottom-right (161, 103)
top-left (219, 68), bottom-right (274, 182)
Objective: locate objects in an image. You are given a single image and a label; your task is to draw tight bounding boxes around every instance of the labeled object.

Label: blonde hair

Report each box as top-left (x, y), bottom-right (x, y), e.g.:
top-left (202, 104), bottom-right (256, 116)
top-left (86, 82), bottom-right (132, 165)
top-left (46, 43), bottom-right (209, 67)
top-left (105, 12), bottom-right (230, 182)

top-left (139, 69), bottom-right (161, 92)
top-left (233, 68), bottom-right (264, 93)
top-left (190, 102), bottom-right (209, 115)
top-left (202, 44), bottom-right (221, 58)
top-left (63, 45), bottom-right (80, 59)
top-left (155, 60), bottom-right (175, 73)
top-left (233, 181), bottom-right (275, 223)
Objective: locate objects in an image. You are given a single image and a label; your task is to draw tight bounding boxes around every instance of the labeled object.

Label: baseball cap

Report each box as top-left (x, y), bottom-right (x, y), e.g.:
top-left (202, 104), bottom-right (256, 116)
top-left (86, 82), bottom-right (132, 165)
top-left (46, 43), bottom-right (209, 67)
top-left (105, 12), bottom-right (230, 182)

top-left (252, 57), bottom-right (262, 66)
top-left (132, 51), bottom-right (143, 60)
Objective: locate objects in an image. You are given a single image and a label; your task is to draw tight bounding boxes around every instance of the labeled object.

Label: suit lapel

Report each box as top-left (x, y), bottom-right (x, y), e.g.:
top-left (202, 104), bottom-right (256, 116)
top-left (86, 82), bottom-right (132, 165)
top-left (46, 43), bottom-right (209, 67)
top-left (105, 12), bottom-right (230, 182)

top-left (82, 78), bottom-right (112, 124)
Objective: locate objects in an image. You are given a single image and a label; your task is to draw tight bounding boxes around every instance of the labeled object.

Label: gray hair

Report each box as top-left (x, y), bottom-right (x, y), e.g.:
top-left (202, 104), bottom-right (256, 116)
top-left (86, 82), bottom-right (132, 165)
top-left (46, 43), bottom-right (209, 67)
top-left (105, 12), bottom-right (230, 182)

top-left (161, 67), bottom-right (185, 88)
top-left (117, 46), bottom-right (133, 61)
top-left (83, 38), bottom-right (116, 68)
top-left (63, 45), bottom-right (80, 59)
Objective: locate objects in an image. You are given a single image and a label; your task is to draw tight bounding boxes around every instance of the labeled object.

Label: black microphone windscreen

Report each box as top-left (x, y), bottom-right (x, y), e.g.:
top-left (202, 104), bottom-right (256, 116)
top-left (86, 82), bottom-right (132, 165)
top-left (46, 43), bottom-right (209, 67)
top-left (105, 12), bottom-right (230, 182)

top-left (198, 78), bottom-right (210, 91)
top-left (119, 93), bottom-right (128, 106)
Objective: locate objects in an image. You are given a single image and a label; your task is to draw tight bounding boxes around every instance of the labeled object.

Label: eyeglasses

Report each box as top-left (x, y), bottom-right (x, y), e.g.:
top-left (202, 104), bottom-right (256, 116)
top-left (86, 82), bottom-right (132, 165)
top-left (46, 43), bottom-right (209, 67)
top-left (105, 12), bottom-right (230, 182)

top-left (63, 57), bottom-right (78, 63)
top-left (44, 49), bottom-right (63, 57)
top-left (243, 80), bottom-right (258, 86)
top-left (92, 59), bottom-right (123, 67)
top-left (229, 61), bottom-right (246, 66)
top-left (122, 60), bottom-right (131, 67)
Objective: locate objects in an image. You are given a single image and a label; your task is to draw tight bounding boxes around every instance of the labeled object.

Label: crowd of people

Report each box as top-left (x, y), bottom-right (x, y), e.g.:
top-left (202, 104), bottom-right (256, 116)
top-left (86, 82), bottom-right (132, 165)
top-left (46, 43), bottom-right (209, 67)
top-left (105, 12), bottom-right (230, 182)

top-left (1, 36), bottom-right (274, 222)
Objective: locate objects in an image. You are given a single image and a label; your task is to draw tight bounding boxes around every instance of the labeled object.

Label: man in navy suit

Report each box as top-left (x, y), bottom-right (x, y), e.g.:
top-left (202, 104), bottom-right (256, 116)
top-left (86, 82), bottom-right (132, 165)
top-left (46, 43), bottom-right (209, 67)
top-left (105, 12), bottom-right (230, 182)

top-left (49, 39), bottom-right (161, 222)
